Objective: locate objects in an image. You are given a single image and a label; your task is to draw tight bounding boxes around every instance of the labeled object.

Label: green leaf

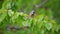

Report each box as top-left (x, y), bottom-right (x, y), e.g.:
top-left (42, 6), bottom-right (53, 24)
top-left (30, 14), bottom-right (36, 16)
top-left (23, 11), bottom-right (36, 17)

top-left (11, 12), bottom-right (20, 23)
top-left (8, 10), bottom-right (14, 17)
top-left (2, 0), bottom-right (12, 9)
top-left (37, 14), bottom-right (44, 21)
top-left (0, 10), bottom-right (7, 23)
top-left (40, 30), bottom-right (45, 34)
top-left (44, 22), bottom-right (52, 30)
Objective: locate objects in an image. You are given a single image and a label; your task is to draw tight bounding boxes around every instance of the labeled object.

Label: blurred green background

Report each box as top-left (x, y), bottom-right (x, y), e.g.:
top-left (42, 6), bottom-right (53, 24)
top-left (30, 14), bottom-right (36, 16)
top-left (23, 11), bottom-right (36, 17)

top-left (0, 0), bottom-right (60, 34)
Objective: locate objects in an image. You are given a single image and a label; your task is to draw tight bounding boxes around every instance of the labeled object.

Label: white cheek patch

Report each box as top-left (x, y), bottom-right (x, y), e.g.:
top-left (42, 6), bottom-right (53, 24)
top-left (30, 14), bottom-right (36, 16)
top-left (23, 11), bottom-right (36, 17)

top-left (30, 10), bottom-right (35, 15)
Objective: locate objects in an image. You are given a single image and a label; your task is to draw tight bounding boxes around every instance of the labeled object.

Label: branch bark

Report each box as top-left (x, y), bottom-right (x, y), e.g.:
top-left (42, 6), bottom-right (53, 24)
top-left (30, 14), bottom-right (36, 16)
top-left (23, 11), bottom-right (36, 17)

top-left (35, 0), bottom-right (48, 8)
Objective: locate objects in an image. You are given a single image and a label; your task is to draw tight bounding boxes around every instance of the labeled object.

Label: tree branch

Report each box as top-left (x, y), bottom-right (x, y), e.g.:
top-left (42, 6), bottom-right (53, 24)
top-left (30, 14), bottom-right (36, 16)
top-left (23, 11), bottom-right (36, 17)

top-left (35, 0), bottom-right (48, 8)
